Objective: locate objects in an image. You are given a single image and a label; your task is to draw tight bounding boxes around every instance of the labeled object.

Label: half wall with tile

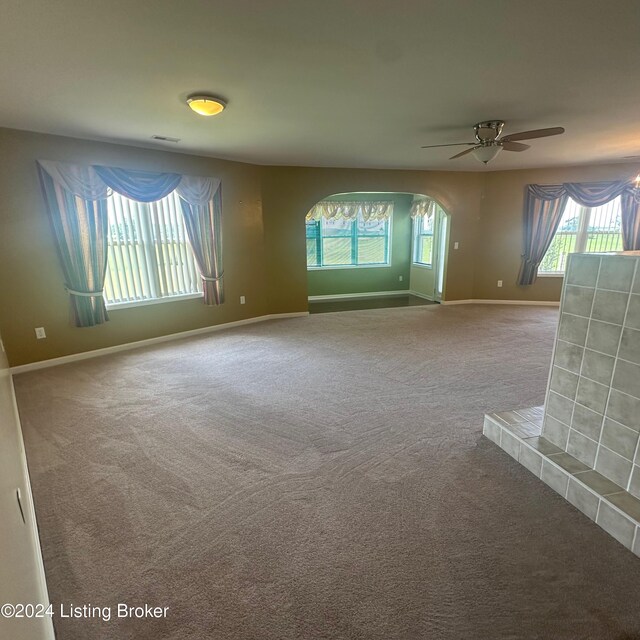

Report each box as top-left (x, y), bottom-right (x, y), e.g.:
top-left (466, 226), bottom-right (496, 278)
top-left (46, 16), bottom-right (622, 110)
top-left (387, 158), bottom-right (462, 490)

top-left (483, 251), bottom-right (640, 555)
top-left (545, 252), bottom-right (640, 494)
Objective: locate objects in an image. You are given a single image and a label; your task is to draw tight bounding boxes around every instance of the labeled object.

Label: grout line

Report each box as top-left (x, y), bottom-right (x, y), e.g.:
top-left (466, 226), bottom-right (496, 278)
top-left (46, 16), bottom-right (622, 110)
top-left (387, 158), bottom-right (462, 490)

top-left (558, 257), bottom-right (601, 464)
top-left (555, 337), bottom-right (640, 370)
top-left (600, 259), bottom-right (638, 492)
top-left (552, 363), bottom-right (609, 390)
top-left (548, 404), bottom-right (637, 439)
top-left (541, 276), bottom-right (570, 434)
top-left (631, 435), bottom-right (640, 472)
top-left (564, 283), bottom-right (635, 295)
top-left (548, 379), bottom-right (640, 425)
top-left (561, 310), bottom-right (628, 328)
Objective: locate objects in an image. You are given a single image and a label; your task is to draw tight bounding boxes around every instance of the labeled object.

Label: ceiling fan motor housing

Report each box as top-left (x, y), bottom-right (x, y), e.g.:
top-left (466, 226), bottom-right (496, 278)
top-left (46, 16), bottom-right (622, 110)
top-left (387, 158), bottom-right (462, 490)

top-left (474, 120), bottom-right (505, 143)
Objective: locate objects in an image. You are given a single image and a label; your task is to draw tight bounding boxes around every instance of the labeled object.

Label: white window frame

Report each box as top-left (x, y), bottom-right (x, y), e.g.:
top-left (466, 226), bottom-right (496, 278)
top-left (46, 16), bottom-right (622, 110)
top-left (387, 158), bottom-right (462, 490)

top-left (412, 211), bottom-right (435, 269)
top-left (104, 192), bottom-right (203, 309)
top-left (539, 197), bottom-right (622, 277)
top-left (306, 211), bottom-right (393, 270)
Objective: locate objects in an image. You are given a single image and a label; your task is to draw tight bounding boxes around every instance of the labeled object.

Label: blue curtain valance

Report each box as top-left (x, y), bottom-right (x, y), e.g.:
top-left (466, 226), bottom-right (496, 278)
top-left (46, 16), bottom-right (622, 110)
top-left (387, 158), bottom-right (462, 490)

top-left (520, 178), bottom-right (640, 286)
top-left (36, 160), bottom-right (220, 207)
top-left (93, 165), bottom-right (181, 202)
top-left (527, 180), bottom-right (633, 206)
top-left (37, 159), bottom-right (226, 320)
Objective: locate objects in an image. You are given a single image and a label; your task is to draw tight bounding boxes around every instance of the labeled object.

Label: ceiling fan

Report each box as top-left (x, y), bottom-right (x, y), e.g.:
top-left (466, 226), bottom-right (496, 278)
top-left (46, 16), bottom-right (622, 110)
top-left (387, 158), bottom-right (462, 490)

top-left (421, 120), bottom-right (565, 164)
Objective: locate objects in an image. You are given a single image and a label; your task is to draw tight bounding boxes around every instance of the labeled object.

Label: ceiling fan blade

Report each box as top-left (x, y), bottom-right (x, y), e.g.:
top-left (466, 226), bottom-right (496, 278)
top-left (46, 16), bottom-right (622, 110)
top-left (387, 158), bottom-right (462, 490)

top-left (421, 142), bottom-right (476, 149)
top-left (501, 127), bottom-right (565, 143)
top-left (501, 141), bottom-right (530, 152)
top-left (450, 147), bottom-right (477, 160)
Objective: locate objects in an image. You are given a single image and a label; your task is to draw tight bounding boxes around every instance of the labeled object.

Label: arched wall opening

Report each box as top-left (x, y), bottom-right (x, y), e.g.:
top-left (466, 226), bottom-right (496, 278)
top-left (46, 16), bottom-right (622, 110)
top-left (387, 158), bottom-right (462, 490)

top-left (304, 191), bottom-right (450, 303)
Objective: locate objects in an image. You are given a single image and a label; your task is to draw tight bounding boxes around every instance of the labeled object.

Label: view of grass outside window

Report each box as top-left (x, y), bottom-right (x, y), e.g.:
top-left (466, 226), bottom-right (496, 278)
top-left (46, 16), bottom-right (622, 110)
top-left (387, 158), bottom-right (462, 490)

top-left (412, 210), bottom-right (435, 267)
top-left (104, 191), bottom-right (202, 306)
top-left (306, 213), bottom-right (391, 268)
top-left (540, 197), bottom-right (623, 274)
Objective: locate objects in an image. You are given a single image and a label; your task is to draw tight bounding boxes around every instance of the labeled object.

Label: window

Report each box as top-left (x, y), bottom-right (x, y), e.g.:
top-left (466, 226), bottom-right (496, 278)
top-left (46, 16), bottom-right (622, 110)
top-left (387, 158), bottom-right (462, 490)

top-left (306, 210), bottom-right (391, 268)
top-left (104, 191), bottom-right (202, 306)
top-left (412, 210), bottom-right (435, 266)
top-left (540, 197), bottom-right (623, 274)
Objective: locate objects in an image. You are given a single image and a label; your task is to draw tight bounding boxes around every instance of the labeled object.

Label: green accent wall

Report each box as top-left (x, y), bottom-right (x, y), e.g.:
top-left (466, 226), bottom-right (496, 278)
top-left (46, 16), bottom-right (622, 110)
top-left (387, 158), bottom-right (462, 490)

top-left (409, 264), bottom-right (435, 299)
top-left (306, 192), bottom-right (413, 297)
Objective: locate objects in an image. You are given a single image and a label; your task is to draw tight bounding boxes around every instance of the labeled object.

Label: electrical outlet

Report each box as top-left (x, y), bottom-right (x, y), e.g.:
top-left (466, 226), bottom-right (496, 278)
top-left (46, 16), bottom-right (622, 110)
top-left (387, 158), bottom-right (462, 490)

top-left (240, 296), bottom-right (246, 305)
top-left (398, 275), bottom-right (403, 282)
top-left (497, 280), bottom-right (503, 288)
top-left (453, 241), bottom-right (459, 250)
top-left (35, 327), bottom-right (46, 339)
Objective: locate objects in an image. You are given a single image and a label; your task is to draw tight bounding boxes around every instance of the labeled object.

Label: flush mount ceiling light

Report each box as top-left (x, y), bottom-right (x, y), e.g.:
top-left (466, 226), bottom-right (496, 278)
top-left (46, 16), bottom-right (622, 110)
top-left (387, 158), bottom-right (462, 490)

top-left (186, 95), bottom-right (226, 116)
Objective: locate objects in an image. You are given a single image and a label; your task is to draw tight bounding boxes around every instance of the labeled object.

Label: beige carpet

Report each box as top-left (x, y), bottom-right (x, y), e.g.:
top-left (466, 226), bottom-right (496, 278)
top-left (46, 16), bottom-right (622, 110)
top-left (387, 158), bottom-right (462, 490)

top-left (15, 305), bottom-right (640, 640)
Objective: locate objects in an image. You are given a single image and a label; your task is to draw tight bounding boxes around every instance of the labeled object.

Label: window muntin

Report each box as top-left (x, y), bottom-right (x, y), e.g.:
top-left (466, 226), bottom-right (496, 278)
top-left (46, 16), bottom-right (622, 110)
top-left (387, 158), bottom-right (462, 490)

top-left (306, 210), bottom-right (391, 268)
top-left (104, 191), bottom-right (201, 306)
top-left (540, 197), bottom-right (622, 274)
top-left (412, 210), bottom-right (435, 267)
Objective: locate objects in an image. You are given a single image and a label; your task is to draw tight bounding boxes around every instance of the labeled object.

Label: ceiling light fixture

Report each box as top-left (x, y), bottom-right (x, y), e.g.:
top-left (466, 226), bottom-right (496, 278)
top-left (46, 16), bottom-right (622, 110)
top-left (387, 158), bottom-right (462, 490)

top-left (472, 144), bottom-right (502, 164)
top-left (186, 94), bottom-right (226, 117)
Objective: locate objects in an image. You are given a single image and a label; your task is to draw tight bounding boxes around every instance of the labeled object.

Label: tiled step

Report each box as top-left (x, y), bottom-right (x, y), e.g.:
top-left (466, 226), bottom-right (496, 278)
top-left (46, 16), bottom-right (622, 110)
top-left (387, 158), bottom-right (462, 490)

top-left (484, 409), bottom-right (640, 555)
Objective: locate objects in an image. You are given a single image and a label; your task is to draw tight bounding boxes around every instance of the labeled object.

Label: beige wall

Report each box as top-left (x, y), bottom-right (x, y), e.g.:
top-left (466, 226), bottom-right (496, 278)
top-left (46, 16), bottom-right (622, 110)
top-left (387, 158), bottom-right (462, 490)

top-left (0, 128), bottom-right (267, 366)
top-left (261, 166), bottom-right (485, 313)
top-left (474, 162), bottom-right (639, 301)
top-left (1, 126), bottom-right (638, 367)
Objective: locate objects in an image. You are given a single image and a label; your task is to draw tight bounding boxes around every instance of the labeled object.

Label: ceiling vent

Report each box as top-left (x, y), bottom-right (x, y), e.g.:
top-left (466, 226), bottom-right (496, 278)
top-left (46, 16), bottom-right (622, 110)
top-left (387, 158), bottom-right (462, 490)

top-left (151, 135), bottom-right (180, 143)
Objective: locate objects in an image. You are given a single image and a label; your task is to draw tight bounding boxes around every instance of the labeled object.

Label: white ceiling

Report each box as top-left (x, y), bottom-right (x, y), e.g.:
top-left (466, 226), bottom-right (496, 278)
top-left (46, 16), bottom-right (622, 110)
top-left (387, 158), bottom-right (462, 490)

top-left (2, 0), bottom-right (640, 171)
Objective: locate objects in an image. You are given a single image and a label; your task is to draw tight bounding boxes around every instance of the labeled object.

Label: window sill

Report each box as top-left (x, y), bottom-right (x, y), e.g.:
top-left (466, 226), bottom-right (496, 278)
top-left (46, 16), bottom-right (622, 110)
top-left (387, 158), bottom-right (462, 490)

top-left (106, 292), bottom-right (204, 310)
top-left (537, 273), bottom-right (564, 278)
top-left (307, 264), bottom-right (391, 271)
top-left (411, 262), bottom-right (433, 270)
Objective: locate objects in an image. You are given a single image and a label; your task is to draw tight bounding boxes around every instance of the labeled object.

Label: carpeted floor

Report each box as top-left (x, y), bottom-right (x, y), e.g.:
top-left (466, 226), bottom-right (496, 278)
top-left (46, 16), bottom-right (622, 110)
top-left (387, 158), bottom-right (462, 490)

top-left (14, 305), bottom-right (640, 640)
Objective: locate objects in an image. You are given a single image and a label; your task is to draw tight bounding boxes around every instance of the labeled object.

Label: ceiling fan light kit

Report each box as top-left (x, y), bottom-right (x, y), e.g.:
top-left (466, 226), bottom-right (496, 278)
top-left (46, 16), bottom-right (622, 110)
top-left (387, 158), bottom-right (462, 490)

top-left (422, 120), bottom-right (565, 164)
top-left (472, 145), bottom-right (502, 164)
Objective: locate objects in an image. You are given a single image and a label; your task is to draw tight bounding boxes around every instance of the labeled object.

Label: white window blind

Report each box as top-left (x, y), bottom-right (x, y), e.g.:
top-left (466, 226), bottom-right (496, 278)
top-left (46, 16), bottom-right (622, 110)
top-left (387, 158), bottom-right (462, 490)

top-left (540, 197), bottom-right (623, 274)
top-left (104, 191), bottom-right (201, 306)
top-left (412, 210), bottom-right (435, 266)
top-left (306, 211), bottom-right (392, 268)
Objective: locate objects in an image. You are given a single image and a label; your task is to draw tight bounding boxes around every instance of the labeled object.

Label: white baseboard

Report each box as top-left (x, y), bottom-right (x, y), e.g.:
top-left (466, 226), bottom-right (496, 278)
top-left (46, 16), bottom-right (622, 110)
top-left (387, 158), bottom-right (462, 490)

top-left (308, 290), bottom-right (410, 302)
top-left (408, 290), bottom-right (435, 301)
top-left (10, 312), bottom-right (309, 375)
top-left (440, 299), bottom-right (560, 307)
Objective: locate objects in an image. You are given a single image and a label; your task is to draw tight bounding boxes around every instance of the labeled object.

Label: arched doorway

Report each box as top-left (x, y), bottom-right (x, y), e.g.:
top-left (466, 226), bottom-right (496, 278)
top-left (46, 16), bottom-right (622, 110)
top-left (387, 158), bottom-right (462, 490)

top-left (305, 192), bottom-right (449, 307)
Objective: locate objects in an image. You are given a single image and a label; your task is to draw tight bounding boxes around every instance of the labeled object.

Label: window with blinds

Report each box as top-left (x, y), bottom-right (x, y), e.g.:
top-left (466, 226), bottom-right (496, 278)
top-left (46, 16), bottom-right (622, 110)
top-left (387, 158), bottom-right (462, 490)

top-left (305, 215), bottom-right (391, 268)
top-left (104, 191), bottom-right (202, 307)
top-left (540, 197), bottom-right (623, 274)
top-left (412, 210), bottom-right (435, 266)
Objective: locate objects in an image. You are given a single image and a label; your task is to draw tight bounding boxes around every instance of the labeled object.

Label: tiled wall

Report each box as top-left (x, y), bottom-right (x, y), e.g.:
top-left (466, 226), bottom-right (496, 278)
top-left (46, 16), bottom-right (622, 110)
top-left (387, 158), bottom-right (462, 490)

top-left (543, 253), bottom-right (640, 495)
